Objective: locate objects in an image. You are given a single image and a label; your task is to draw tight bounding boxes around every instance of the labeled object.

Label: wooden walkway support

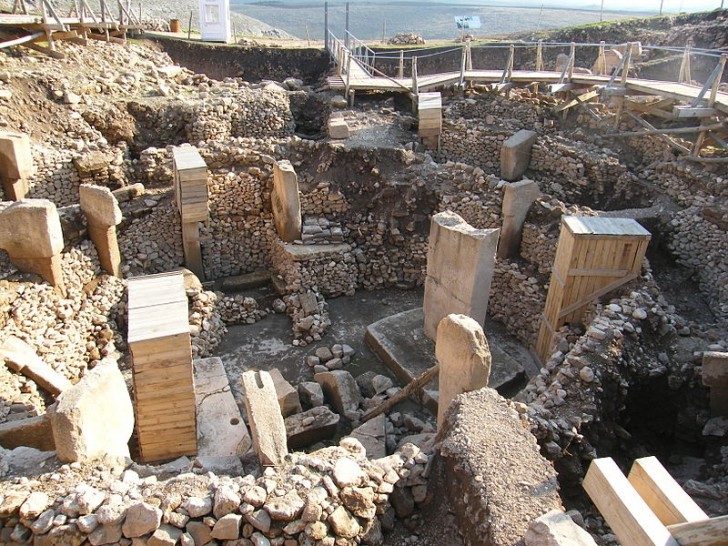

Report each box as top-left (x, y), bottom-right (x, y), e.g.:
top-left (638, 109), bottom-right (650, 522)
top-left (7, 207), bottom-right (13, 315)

top-left (535, 216), bottom-right (651, 362)
top-left (128, 271), bottom-right (197, 463)
top-left (0, 0), bottom-right (144, 56)
top-left (325, 33), bottom-right (728, 161)
top-left (172, 145), bottom-right (209, 281)
top-left (584, 456), bottom-right (727, 546)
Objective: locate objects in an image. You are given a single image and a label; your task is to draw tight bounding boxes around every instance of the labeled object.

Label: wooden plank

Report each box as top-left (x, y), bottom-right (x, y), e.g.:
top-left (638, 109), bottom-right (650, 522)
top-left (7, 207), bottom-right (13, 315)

top-left (628, 457), bottom-right (708, 526)
top-left (667, 515), bottom-right (728, 546)
top-left (673, 106), bottom-right (717, 118)
top-left (583, 458), bottom-right (679, 546)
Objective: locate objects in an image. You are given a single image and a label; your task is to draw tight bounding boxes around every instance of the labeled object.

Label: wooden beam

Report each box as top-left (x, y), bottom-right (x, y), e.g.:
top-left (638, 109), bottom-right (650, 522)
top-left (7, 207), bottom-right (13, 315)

top-left (583, 458), bottom-right (679, 546)
top-left (628, 457), bottom-right (708, 526)
top-left (673, 106), bottom-right (717, 118)
top-left (667, 515), bottom-right (728, 546)
top-left (549, 83), bottom-right (576, 94)
top-left (20, 40), bottom-right (65, 58)
top-left (555, 89), bottom-right (600, 113)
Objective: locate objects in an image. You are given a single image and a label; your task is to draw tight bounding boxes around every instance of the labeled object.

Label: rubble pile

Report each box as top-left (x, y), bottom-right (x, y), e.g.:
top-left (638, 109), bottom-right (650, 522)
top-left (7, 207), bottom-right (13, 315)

top-left (387, 34), bottom-right (425, 45)
top-left (0, 438), bottom-right (434, 546)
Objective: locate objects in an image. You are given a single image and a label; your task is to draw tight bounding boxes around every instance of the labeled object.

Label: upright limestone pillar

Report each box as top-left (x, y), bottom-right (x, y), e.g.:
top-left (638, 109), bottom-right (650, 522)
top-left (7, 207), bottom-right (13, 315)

top-left (0, 199), bottom-right (64, 292)
top-left (497, 179), bottom-right (540, 259)
top-left (0, 132), bottom-right (33, 200)
top-left (436, 314), bottom-right (492, 429)
top-left (423, 211), bottom-right (499, 340)
top-left (272, 160), bottom-right (302, 242)
top-left (79, 184), bottom-right (123, 277)
top-left (702, 352), bottom-right (728, 416)
top-left (500, 129), bottom-right (537, 182)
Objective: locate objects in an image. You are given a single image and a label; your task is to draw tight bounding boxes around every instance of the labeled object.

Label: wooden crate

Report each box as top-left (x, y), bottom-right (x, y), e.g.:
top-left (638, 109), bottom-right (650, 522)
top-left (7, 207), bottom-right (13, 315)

top-left (128, 271), bottom-right (197, 463)
top-left (172, 146), bottom-right (209, 223)
top-left (536, 216), bottom-right (651, 361)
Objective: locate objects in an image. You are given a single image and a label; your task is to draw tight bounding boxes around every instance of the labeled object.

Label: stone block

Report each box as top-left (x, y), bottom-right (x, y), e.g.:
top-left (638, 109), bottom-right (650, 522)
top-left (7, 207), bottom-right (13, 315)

top-left (349, 414), bottom-right (386, 459)
top-left (0, 414), bottom-right (54, 451)
top-left (241, 370), bottom-right (288, 467)
top-left (435, 314), bottom-right (492, 428)
top-left (0, 132), bottom-right (33, 180)
top-left (0, 336), bottom-right (73, 396)
top-left (47, 358), bottom-right (134, 463)
top-left (314, 370), bottom-right (361, 416)
top-left (79, 184), bottom-right (122, 227)
top-left (497, 179), bottom-right (540, 259)
top-left (194, 357), bottom-right (252, 457)
top-left (73, 151), bottom-right (109, 175)
top-left (423, 211), bottom-right (499, 340)
top-left (500, 129), bottom-right (538, 181)
top-left (328, 119), bottom-right (350, 139)
top-left (272, 160), bottom-right (302, 243)
top-left (285, 406), bottom-right (340, 449)
top-left (525, 510), bottom-right (598, 546)
top-left (299, 381), bottom-right (324, 408)
top-left (268, 368), bottom-right (302, 417)
top-left (0, 199), bottom-right (64, 258)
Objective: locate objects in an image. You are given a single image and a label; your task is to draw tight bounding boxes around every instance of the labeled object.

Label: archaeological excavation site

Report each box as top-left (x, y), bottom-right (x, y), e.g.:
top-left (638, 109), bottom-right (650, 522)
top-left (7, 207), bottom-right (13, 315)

top-left (0, 3), bottom-right (727, 546)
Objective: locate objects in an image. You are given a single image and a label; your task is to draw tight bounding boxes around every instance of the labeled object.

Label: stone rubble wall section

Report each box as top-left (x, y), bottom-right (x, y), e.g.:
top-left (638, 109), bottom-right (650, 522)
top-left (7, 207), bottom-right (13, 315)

top-left (489, 261), bottom-right (547, 347)
top-left (667, 208), bottom-right (728, 319)
top-left (0, 439), bottom-right (432, 546)
top-left (529, 135), bottom-right (640, 205)
top-left (202, 169), bottom-right (278, 281)
top-left (520, 271), bottom-right (698, 481)
top-left (270, 244), bottom-right (358, 299)
top-left (0, 241), bottom-right (126, 395)
top-left (300, 183), bottom-right (350, 216)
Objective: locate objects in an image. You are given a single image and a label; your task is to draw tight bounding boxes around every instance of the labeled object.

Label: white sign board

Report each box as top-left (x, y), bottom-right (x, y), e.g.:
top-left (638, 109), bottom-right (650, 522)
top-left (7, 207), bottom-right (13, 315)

top-left (454, 16), bottom-right (482, 30)
top-left (199, 0), bottom-right (231, 43)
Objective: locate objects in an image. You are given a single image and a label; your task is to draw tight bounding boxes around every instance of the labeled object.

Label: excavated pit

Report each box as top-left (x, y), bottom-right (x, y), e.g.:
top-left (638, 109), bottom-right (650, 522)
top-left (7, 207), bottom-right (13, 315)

top-left (0, 27), bottom-right (727, 546)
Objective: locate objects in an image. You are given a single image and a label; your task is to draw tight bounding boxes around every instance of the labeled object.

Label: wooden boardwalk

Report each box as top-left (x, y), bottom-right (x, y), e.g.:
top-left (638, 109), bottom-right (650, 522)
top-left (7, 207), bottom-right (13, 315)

top-left (329, 68), bottom-right (728, 115)
top-left (0, 0), bottom-right (144, 56)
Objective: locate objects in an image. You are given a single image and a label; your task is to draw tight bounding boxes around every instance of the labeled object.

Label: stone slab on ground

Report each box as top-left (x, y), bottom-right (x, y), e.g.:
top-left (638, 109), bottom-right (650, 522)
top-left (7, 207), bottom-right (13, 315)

top-left (240, 370), bottom-right (288, 467)
top-left (0, 336), bottom-right (73, 396)
top-left (219, 271), bottom-right (271, 292)
top-left (194, 357), bottom-right (252, 457)
top-left (0, 414), bottom-right (55, 451)
top-left (365, 308), bottom-right (525, 414)
top-left (348, 414), bottom-right (386, 459)
top-left (285, 406), bottom-right (340, 449)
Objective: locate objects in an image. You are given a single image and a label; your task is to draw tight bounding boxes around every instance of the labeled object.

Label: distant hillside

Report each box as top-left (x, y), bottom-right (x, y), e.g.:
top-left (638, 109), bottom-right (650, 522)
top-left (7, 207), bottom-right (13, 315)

top-left (230, 1), bottom-right (644, 40)
top-left (508, 9), bottom-right (728, 51)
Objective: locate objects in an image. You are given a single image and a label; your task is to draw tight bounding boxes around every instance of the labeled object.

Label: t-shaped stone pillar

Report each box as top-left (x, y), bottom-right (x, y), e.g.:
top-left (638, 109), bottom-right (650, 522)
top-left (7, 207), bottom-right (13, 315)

top-left (423, 211), bottom-right (499, 340)
top-left (0, 199), bottom-right (64, 291)
top-left (702, 352), bottom-right (728, 416)
top-left (436, 314), bottom-right (492, 429)
top-left (272, 160), bottom-right (302, 242)
top-left (0, 132), bottom-right (33, 201)
top-left (79, 184), bottom-right (123, 277)
top-left (497, 179), bottom-right (540, 259)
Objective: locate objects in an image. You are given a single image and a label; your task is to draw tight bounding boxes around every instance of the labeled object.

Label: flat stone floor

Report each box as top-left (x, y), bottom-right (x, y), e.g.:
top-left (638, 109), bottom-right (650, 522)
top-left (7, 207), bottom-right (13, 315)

top-left (215, 286), bottom-right (539, 410)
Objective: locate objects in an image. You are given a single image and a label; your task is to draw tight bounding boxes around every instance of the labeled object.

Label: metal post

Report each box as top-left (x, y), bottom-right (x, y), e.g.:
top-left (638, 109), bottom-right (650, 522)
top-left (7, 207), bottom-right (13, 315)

top-left (660, 0), bottom-right (664, 15)
top-left (568, 42), bottom-right (576, 81)
top-left (324, 2), bottom-right (328, 52)
top-left (398, 50), bottom-right (404, 79)
top-left (345, 2), bottom-right (350, 49)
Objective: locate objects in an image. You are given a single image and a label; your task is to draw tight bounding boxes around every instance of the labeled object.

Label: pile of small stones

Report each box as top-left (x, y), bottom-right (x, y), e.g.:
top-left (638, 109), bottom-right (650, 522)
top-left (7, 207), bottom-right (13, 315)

top-left (216, 294), bottom-right (268, 326)
top-left (284, 291), bottom-right (331, 347)
top-left (0, 437), bottom-right (434, 546)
